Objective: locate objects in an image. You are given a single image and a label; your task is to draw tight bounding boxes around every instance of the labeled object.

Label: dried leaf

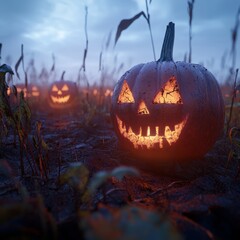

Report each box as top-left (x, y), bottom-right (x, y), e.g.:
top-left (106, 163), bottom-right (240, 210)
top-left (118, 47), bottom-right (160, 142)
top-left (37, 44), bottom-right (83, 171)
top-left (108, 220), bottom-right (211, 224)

top-left (15, 55), bottom-right (23, 79)
top-left (88, 170), bottom-right (110, 193)
top-left (41, 139), bottom-right (49, 150)
top-left (0, 64), bottom-right (14, 75)
top-left (50, 53), bottom-right (55, 72)
top-left (111, 166), bottom-right (139, 181)
top-left (231, 7), bottom-right (240, 55)
top-left (20, 96), bottom-right (31, 121)
top-left (115, 11), bottom-right (147, 46)
top-left (60, 163), bottom-right (89, 191)
top-left (82, 206), bottom-right (182, 240)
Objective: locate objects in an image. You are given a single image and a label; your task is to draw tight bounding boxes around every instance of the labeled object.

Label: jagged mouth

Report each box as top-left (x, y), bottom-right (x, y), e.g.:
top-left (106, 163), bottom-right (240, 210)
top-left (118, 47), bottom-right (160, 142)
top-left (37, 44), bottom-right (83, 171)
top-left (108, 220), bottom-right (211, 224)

top-left (116, 115), bottom-right (188, 149)
top-left (51, 95), bottom-right (70, 104)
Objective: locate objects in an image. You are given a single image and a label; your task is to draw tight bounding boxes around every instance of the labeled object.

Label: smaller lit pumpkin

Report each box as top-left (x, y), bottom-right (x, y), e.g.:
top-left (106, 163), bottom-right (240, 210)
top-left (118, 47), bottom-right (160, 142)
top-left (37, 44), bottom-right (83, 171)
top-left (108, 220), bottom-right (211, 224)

top-left (15, 84), bottom-right (41, 98)
top-left (48, 80), bottom-right (78, 109)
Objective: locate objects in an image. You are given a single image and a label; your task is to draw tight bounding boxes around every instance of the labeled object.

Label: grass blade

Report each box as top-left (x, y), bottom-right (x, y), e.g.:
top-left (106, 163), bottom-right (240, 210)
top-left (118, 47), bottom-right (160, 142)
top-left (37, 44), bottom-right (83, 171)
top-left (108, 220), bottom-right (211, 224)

top-left (105, 30), bottom-right (112, 50)
top-left (99, 51), bottom-right (102, 71)
top-left (0, 43), bottom-right (2, 64)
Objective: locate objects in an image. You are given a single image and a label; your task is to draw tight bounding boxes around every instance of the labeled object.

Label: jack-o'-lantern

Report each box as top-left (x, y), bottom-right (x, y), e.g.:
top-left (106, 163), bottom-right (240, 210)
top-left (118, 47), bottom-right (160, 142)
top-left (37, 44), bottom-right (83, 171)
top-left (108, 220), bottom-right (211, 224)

top-left (111, 22), bottom-right (224, 164)
top-left (6, 83), bottom-right (41, 107)
top-left (15, 84), bottom-right (40, 98)
top-left (48, 80), bottom-right (78, 109)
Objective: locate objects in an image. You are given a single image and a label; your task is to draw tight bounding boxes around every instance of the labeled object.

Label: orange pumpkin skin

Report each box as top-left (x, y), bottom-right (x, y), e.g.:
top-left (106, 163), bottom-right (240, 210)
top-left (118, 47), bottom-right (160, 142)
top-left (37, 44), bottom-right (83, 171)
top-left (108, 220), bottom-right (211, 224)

top-left (111, 22), bottom-right (224, 164)
top-left (48, 80), bottom-right (78, 109)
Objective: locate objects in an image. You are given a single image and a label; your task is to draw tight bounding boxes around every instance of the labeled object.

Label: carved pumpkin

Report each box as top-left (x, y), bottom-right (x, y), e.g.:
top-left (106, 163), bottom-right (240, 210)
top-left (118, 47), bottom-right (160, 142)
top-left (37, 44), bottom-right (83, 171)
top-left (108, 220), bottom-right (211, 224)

top-left (111, 22), bottom-right (224, 164)
top-left (48, 80), bottom-right (78, 109)
top-left (15, 84), bottom-right (40, 98)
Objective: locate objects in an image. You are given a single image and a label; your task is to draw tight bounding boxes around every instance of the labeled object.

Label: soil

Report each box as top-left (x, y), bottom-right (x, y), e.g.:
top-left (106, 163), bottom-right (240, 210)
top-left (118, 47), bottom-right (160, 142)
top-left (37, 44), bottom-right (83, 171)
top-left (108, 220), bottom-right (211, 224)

top-left (0, 106), bottom-right (240, 240)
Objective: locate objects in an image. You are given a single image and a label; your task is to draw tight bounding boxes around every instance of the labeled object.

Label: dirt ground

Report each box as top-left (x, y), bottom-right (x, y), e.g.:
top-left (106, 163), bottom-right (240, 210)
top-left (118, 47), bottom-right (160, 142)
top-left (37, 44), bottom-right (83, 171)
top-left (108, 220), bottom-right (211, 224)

top-left (0, 107), bottom-right (240, 240)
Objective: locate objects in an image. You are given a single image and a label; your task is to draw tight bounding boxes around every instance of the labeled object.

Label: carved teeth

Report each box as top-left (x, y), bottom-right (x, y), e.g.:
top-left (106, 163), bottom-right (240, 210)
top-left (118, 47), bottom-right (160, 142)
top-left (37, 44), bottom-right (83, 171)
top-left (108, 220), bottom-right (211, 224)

top-left (155, 126), bottom-right (159, 136)
top-left (164, 126), bottom-right (175, 145)
top-left (147, 127), bottom-right (150, 136)
top-left (51, 95), bottom-right (70, 103)
top-left (116, 115), bottom-right (188, 149)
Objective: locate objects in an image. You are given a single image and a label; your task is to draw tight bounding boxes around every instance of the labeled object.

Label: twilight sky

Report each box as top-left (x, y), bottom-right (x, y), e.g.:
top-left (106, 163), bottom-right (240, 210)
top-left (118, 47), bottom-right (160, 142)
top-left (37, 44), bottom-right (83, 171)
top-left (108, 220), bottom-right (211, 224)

top-left (0, 0), bottom-right (239, 86)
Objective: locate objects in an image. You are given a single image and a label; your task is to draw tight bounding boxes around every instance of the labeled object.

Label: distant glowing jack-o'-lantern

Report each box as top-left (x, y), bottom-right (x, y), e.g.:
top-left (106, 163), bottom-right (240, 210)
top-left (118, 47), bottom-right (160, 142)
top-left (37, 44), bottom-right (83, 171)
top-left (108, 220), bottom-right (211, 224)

top-left (14, 84), bottom-right (40, 98)
top-left (31, 86), bottom-right (40, 97)
top-left (51, 83), bottom-right (70, 103)
top-left (48, 80), bottom-right (78, 109)
top-left (111, 22), bottom-right (224, 163)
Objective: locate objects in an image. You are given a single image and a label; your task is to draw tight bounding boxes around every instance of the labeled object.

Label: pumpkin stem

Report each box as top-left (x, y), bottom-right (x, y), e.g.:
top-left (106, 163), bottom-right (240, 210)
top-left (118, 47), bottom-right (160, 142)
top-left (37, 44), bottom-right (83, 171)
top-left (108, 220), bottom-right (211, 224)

top-left (158, 22), bottom-right (175, 62)
top-left (60, 71), bottom-right (66, 81)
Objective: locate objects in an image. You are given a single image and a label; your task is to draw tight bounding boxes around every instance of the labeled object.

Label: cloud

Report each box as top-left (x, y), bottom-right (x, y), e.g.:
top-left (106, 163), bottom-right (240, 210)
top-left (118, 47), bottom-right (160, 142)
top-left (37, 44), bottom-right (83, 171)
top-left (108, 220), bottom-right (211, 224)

top-left (0, 0), bottom-right (54, 37)
top-left (0, 0), bottom-right (239, 85)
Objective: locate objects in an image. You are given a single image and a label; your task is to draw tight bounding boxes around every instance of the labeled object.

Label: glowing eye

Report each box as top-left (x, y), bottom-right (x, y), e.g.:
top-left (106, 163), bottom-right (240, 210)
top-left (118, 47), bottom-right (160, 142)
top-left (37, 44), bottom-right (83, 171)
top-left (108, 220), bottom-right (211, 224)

top-left (153, 77), bottom-right (182, 104)
top-left (62, 84), bottom-right (69, 91)
top-left (52, 85), bottom-right (58, 92)
top-left (118, 80), bottom-right (135, 103)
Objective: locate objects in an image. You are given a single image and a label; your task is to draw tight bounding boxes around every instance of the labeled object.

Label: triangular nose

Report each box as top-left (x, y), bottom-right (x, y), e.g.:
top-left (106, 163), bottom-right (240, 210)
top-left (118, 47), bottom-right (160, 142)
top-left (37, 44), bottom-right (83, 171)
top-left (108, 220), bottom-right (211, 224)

top-left (138, 101), bottom-right (149, 115)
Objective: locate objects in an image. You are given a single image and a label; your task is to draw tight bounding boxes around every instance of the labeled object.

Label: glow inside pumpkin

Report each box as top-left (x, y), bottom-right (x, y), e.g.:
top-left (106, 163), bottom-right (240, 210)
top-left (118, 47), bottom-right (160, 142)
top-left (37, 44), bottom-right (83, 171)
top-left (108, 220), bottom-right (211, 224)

top-left (105, 89), bottom-right (113, 97)
top-left (7, 87), bottom-right (11, 96)
top-left (31, 86), bottom-right (40, 97)
top-left (50, 84), bottom-right (70, 103)
top-left (17, 87), bottom-right (27, 97)
top-left (16, 85), bottom-right (40, 98)
top-left (116, 77), bottom-right (188, 149)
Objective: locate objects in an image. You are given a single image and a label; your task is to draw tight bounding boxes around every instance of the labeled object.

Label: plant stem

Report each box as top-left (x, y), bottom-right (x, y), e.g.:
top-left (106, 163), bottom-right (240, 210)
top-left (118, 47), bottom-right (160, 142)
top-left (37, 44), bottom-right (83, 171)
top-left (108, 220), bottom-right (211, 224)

top-left (188, 0), bottom-right (195, 63)
top-left (145, 0), bottom-right (156, 61)
top-left (226, 68), bottom-right (239, 134)
top-left (148, 22), bottom-right (156, 61)
top-left (189, 22), bottom-right (192, 63)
